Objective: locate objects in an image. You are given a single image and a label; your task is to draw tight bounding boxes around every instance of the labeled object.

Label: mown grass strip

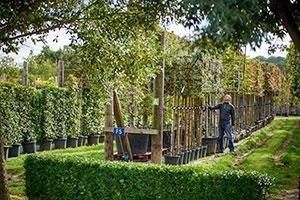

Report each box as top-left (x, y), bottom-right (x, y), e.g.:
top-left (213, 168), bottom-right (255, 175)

top-left (238, 118), bottom-right (299, 192)
top-left (192, 118), bottom-right (283, 171)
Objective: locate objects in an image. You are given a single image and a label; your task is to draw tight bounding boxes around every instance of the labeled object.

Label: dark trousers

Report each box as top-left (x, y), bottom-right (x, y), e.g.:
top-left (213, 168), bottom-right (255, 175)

top-left (218, 123), bottom-right (235, 152)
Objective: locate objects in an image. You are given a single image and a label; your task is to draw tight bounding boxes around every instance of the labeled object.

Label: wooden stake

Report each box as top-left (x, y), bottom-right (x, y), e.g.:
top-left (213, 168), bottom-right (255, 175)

top-left (58, 60), bottom-right (64, 87)
top-left (22, 61), bottom-right (28, 86)
top-left (184, 96), bottom-right (189, 150)
top-left (104, 97), bottom-right (113, 161)
top-left (207, 95), bottom-right (211, 137)
top-left (113, 90), bottom-right (133, 161)
top-left (199, 97), bottom-right (203, 145)
top-left (170, 89), bottom-right (176, 155)
top-left (189, 97), bottom-right (193, 148)
top-left (151, 31), bottom-right (165, 164)
top-left (176, 95), bottom-right (181, 154)
top-left (194, 97), bottom-right (200, 146)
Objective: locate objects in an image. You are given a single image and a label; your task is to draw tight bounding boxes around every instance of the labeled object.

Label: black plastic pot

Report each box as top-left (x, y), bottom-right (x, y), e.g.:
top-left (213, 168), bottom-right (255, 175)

top-left (40, 140), bottom-right (53, 151)
top-left (78, 136), bottom-right (84, 147)
top-left (88, 135), bottom-right (100, 146)
top-left (187, 150), bottom-right (192, 162)
top-left (67, 138), bottom-right (78, 148)
top-left (54, 138), bottom-right (67, 149)
top-left (128, 134), bottom-right (149, 154)
top-left (99, 135), bottom-right (105, 143)
top-left (83, 136), bottom-right (88, 146)
top-left (194, 148), bottom-right (199, 160)
top-left (202, 145), bottom-right (208, 157)
top-left (3, 146), bottom-right (10, 160)
top-left (23, 141), bottom-right (37, 154)
top-left (202, 137), bottom-right (218, 155)
top-left (197, 147), bottom-right (202, 159)
top-left (9, 144), bottom-right (21, 158)
top-left (178, 153), bottom-right (184, 165)
top-left (190, 149), bottom-right (195, 161)
top-left (164, 155), bottom-right (180, 165)
top-left (182, 151), bottom-right (188, 164)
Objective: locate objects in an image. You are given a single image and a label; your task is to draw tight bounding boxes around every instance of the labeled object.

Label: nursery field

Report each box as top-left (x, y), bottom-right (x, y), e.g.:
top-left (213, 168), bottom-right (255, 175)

top-left (5, 117), bottom-right (300, 200)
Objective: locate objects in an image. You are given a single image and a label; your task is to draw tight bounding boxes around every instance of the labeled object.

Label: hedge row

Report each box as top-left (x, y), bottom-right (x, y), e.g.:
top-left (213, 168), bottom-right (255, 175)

top-left (0, 82), bottom-right (103, 146)
top-left (25, 155), bottom-right (273, 200)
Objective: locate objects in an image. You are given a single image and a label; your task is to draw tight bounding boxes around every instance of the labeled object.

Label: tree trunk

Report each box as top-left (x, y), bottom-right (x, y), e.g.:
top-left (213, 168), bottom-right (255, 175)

top-left (151, 31), bottom-right (165, 164)
top-left (0, 113), bottom-right (11, 200)
top-left (276, 0), bottom-right (300, 52)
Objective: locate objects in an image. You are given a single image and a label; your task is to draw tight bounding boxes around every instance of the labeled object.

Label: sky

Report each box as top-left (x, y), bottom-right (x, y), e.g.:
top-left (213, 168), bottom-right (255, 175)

top-left (0, 24), bottom-right (291, 65)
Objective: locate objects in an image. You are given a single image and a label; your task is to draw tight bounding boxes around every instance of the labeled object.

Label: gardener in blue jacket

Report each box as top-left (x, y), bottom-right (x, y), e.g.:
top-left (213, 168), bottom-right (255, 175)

top-left (209, 94), bottom-right (235, 153)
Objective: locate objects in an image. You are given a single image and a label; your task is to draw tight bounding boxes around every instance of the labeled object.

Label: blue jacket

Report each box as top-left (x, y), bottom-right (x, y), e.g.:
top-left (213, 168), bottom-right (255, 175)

top-left (209, 102), bottom-right (235, 126)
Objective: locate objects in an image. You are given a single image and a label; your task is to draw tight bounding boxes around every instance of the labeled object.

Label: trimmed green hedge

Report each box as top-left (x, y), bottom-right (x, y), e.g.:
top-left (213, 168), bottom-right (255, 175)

top-left (0, 81), bottom-right (102, 145)
top-left (0, 82), bottom-right (35, 145)
top-left (25, 155), bottom-right (272, 200)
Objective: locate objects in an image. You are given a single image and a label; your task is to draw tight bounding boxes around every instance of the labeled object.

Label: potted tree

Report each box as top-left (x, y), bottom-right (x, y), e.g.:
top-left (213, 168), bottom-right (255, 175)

top-left (0, 83), bottom-right (21, 157)
top-left (65, 80), bottom-right (81, 148)
top-left (80, 85), bottom-right (102, 146)
top-left (16, 86), bottom-right (36, 154)
top-left (35, 88), bottom-right (53, 151)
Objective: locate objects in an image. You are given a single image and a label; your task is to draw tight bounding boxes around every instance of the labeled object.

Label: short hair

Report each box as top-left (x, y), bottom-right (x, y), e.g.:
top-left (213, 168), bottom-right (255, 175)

top-left (224, 94), bottom-right (232, 100)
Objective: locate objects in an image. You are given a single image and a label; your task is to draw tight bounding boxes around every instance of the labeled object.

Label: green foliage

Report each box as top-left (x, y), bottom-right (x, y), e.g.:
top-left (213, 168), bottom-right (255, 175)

top-left (80, 85), bottom-right (103, 136)
top-left (0, 56), bottom-right (21, 82)
top-left (0, 0), bottom-right (87, 53)
top-left (25, 154), bottom-right (272, 200)
top-left (173, 0), bottom-right (300, 52)
top-left (0, 82), bottom-right (35, 145)
top-left (0, 80), bottom-right (101, 143)
top-left (287, 44), bottom-right (300, 98)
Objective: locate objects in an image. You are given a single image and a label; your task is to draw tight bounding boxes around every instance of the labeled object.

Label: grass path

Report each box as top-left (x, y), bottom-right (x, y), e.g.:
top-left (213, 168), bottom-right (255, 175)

top-left (238, 119), bottom-right (299, 192)
top-left (190, 117), bottom-right (300, 199)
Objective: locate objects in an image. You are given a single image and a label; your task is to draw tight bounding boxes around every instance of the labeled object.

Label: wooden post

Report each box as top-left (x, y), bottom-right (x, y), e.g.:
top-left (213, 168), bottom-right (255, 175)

top-left (199, 97), bottom-right (204, 144)
top-left (170, 89), bottom-right (176, 155)
top-left (176, 95), bottom-right (181, 154)
top-left (58, 60), bottom-right (64, 87)
top-left (151, 31), bottom-right (165, 164)
top-left (184, 96), bottom-right (189, 150)
top-left (207, 95), bottom-right (211, 137)
top-left (0, 113), bottom-right (11, 200)
top-left (22, 61), bottom-right (28, 86)
top-left (113, 90), bottom-right (133, 161)
top-left (189, 97), bottom-right (193, 148)
top-left (104, 98), bottom-right (113, 161)
top-left (212, 95), bottom-right (216, 137)
top-left (205, 95), bottom-right (209, 138)
top-left (194, 97), bottom-right (200, 146)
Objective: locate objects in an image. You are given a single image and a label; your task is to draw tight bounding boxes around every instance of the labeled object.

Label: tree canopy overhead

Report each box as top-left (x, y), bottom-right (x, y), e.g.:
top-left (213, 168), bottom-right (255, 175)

top-left (174, 0), bottom-right (300, 52)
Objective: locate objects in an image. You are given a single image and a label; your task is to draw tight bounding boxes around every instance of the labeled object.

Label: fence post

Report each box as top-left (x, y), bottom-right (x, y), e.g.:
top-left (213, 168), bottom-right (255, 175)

top-left (22, 61), bottom-right (28, 86)
top-left (58, 60), bottom-right (64, 87)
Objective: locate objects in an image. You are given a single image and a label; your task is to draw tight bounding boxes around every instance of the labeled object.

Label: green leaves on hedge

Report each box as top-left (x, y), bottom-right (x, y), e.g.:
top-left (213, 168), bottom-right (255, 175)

top-left (25, 155), bottom-right (273, 200)
top-left (0, 81), bottom-right (102, 145)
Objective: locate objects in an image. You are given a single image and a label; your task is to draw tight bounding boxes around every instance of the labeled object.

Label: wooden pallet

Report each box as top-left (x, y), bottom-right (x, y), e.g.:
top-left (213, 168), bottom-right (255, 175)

top-left (113, 152), bottom-right (152, 162)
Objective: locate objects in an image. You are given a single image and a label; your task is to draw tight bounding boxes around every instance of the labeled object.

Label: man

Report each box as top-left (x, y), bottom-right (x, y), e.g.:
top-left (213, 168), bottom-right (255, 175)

top-left (209, 94), bottom-right (235, 153)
